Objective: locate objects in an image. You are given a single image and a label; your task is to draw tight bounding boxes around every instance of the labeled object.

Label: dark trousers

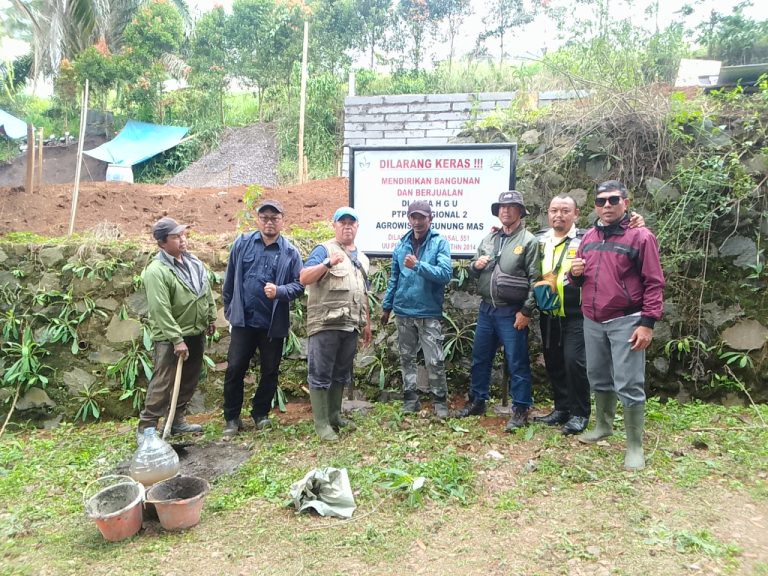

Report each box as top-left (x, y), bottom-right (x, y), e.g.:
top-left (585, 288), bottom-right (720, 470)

top-left (139, 334), bottom-right (205, 430)
top-left (307, 330), bottom-right (359, 390)
top-left (222, 326), bottom-right (284, 421)
top-left (540, 313), bottom-right (590, 418)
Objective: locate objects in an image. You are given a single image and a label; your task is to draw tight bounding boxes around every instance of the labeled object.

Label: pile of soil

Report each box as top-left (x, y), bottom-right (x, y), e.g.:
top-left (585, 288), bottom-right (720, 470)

top-left (0, 177), bottom-right (349, 238)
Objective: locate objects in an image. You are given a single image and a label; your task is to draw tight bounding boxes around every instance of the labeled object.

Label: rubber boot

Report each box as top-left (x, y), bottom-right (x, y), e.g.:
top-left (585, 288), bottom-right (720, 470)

top-left (309, 388), bottom-right (339, 442)
top-left (402, 390), bottom-right (421, 413)
top-left (431, 392), bottom-right (449, 419)
top-left (578, 391), bottom-right (617, 444)
top-left (328, 383), bottom-right (356, 432)
top-left (623, 403), bottom-right (645, 471)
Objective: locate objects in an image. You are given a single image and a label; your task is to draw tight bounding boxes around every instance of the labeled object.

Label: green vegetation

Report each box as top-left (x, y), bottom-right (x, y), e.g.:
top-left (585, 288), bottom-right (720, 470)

top-left (0, 399), bottom-right (766, 574)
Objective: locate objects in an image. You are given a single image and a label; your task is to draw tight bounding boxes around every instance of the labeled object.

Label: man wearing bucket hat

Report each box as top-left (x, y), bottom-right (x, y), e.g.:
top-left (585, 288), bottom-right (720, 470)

top-left (455, 191), bottom-right (540, 432)
top-left (138, 217), bottom-right (217, 445)
top-left (300, 206), bottom-right (372, 441)
top-left (221, 200), bottom-right (304, 438)
top-left (381, 200), bottom-right (452, 418)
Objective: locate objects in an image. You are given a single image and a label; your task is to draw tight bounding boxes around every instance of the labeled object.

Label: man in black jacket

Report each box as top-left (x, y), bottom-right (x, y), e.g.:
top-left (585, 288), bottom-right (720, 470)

top-left (221, 200), bottom-right (304, 437)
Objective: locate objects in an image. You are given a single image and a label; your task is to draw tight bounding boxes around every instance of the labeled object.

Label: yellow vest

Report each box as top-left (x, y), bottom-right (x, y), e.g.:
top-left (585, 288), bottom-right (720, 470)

top-left (306, 241), bottom-right (370, 336)
top-left (540, 230), bottom-right (579, 317)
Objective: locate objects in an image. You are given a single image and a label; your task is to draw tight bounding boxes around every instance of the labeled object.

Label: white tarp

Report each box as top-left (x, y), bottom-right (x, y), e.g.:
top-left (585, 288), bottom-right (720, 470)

top-left (0, 108), bottom-right (27, 139)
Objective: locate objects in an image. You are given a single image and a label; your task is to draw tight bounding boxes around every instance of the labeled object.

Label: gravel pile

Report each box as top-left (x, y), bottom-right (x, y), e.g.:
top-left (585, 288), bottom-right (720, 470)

top-left (166, 123), bottom-right (278, 188)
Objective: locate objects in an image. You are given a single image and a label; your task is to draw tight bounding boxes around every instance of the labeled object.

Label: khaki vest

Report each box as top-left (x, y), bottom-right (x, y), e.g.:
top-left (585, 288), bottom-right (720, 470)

top-left (306, 241), bottom-right (370, 336)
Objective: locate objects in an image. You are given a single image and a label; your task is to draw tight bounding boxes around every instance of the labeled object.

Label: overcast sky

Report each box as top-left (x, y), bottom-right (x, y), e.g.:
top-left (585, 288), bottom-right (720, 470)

top-left (2, 0), bottom-right (766, 66)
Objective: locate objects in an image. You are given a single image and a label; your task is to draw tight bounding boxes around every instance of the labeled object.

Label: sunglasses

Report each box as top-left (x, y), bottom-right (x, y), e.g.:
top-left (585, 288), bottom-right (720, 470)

top-left (595, 195), bottom-right (623, 207)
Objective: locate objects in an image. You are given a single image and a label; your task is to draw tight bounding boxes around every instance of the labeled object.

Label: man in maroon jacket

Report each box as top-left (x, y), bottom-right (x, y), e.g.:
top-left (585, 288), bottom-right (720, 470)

top-left (569, 180), bottom-right (665, 471)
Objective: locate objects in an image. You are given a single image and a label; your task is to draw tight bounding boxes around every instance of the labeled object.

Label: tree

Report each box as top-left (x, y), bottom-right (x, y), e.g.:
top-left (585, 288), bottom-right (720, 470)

top-left (395, 0), bottom-right (436, 70)
top-left (697, 2), bottom-right (768, 65)
top-left (187, 6), bottom-right (229, 122)
top-left (352, 0), bottom-right (394, 69)
top-left (8, 0), bottom-right (190, 80)
top-left (307, 0), bottom-right (359, 73)
top-left (430, 0), bottom-right (472, 72)
top-left (117, 0), bottom-right (185, 120)
top-left (228, 0), bottom-right (303, 114)
top-left (481, 0), bottom-right (536, 65)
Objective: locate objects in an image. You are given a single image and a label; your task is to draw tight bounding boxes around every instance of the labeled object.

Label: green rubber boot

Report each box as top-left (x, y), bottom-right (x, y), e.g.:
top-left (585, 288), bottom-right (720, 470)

top-left (309, 388), bottom-right (339, 442)
top-left (623, 403), bottom-right (646, 471)
top-left (578, 391), bottom-right (617, 444)
top-left (328, 383), bottom-right (356, 432)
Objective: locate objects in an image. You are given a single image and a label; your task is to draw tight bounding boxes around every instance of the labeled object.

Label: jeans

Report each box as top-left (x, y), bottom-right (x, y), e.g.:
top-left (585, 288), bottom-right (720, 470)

top-left (222, 326), bottom-right (284, 421)
top-left (139, 334), bottom-right (205, 430)
top-left (470, 304), bottom-right (532, 408)
top-left (395, 316), bottom-right (448, 398)
top-left (307, 330), bottom-right (359, 391)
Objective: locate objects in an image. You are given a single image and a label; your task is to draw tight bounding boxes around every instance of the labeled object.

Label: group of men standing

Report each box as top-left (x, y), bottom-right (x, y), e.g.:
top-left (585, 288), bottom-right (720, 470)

top-left (139, 178), bottom-right (663, 471)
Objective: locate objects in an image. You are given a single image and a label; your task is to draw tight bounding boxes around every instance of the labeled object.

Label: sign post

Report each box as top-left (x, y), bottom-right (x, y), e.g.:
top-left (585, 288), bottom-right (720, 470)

top-left (349, 144), bottom-right (517, 257)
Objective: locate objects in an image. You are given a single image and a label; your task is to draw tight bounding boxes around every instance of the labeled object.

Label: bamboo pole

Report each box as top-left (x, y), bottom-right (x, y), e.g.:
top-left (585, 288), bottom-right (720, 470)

top-left (297, 19), bottom-right (309, 184)
top-left (25, 123), bottom-right (34, 192)
top-left (37, 128), bottom-right (43, 192)
top-left (69, 79), bottom-right (89, 236)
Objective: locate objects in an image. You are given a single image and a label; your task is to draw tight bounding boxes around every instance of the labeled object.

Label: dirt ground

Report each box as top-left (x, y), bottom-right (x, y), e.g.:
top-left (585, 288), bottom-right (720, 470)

top-left (0, 177), bottom-right (349, 238)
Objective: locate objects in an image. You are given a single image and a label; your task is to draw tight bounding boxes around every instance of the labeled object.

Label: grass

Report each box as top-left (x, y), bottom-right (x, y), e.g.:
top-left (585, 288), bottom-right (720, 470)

top-left (0, 399), bottom-right (766, 575)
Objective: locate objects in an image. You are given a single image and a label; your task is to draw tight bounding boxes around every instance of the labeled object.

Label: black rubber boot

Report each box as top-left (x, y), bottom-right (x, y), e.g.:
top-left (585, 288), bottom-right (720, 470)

top-left (402, 390), bottom-right (421, 413)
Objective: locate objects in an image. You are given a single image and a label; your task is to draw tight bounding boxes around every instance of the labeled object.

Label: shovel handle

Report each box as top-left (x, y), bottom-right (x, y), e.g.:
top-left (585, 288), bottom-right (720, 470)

top-left (162, 354), bottom-right (185, 440)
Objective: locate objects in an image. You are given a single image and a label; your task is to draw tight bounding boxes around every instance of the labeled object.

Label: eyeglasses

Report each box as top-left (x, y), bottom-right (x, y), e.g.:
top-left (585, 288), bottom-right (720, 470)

top-left (594, 195), bottom-right (623, 207)
top-left (258, 215), bottom-right (283, 223)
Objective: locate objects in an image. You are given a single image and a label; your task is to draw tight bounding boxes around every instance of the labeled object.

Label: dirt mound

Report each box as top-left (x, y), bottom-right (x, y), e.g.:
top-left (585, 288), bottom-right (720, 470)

top-left (166, 123), bottom-right (279, 188)
top-left (0, 135), bottom-right (108, 188)
top-left (0, 177), bottom-right (348, 238)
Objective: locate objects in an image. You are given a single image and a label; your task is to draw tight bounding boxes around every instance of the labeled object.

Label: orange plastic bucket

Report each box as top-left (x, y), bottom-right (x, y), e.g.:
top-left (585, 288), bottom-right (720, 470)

top-left (146, 475), bottom-right (209, 531)
top-left (84, 475), bottom-right (145, 542)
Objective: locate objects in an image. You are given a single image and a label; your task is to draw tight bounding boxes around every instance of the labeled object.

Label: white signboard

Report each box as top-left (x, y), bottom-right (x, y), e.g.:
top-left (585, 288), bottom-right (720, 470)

top-left (350, 144), bottom-right (516, 257)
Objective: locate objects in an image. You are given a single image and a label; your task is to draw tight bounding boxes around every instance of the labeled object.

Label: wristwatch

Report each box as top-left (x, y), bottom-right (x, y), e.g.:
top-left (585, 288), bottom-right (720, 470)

top-left (322, 257), bottom-right (332, 268)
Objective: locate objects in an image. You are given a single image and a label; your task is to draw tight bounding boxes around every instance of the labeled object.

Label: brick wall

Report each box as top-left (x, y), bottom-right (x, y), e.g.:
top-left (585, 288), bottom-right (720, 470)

top-left (341, 91), bottom-right (585, 176)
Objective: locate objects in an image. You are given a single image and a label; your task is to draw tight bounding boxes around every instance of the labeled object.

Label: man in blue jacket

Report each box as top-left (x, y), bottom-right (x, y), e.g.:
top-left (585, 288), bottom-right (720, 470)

top-left (381, 200), bottom-right (452, 418)
top-left (221, 200), bottom-right (304, 437)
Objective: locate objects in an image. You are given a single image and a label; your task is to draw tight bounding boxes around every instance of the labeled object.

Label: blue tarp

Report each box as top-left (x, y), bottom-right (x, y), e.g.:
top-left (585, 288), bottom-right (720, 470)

top-left (84, 120), bottom-right (189, 166)
top-left (0, 108), bottom-right (27, 139)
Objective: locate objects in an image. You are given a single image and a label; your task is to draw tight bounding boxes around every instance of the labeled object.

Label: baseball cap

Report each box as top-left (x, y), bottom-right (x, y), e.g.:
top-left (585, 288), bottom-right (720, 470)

top-left (491, 190), bottom-right (529, 217)
top-left (333, 206), bottom-right (358, 222)
top-left (256, 199), bottom-right (284, 213)
top-left (596, 180), bottom-right (629, 197)
top-left (152, 217), bottom-right (189, 241)
top-left (407, 200), bottom-right (432, 217)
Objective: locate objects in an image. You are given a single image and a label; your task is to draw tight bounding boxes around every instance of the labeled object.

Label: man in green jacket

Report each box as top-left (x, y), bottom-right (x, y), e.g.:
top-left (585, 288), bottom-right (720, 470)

top-left (455, 191), bottom-right (540, 432)
top-left (137, 217), bottom-right (216, 444)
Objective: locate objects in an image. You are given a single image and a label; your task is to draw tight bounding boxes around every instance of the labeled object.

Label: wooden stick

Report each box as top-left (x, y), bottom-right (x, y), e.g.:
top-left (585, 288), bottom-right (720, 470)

top-left (163, 354), bottom-right (185, 440)
top-left (37, 127), bottom-right (43, 193)
top-left (297, 19), bottom-right (309, 184)
top-left (69, 79), bottom-right (89, 235)
top-left (25, 123), bottom-right (34, 192)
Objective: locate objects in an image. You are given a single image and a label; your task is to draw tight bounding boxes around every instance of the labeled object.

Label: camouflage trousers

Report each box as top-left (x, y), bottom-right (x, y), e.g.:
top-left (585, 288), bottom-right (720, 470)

top-left (394, 316), bottom-right (448, 398)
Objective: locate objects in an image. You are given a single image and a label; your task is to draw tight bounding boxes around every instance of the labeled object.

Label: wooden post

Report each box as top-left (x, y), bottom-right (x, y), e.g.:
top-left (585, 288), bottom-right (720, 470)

top-left (25, 123), bottom-right (34, 193)
top-left (37, 128), bottom-right (44, 192)
top-left (69, 79), bottom-right (89, 236)
top-left (297, 19), bottom-right (309, 184)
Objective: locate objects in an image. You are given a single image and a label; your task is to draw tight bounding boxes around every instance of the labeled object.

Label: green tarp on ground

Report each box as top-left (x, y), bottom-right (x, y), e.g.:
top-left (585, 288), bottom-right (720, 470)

top-left (84, 120), bottom-right (189, 166)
